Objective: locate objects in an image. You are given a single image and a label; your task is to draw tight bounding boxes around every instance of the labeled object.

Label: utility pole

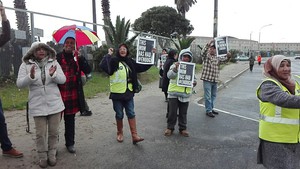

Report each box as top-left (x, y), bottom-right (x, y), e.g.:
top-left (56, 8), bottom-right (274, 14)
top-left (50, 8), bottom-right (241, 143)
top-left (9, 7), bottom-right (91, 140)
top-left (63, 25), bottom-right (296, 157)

top-left (92, 0), bottom-right (97, 32)
top-left (92, 0), bottom-right (97, 45)
top-left (213, 0), bottom-right (218, 38)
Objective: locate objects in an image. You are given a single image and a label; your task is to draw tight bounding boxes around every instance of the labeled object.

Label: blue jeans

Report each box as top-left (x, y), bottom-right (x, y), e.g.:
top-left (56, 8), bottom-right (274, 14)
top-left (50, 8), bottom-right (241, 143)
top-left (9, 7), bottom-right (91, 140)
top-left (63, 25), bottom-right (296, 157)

top-left (112, 99), bottom-right (135, 120)
top-left (203, 80), bottom-right (217, 113)
top-left (0, 99), bottom-right (13, 151)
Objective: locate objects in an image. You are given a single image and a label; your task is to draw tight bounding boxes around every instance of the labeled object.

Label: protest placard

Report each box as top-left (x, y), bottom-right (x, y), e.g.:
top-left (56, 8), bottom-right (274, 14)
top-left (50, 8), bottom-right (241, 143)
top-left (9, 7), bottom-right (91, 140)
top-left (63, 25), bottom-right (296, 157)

top-left (215, 36), bottom-right (229, 58)
top-left (136, 37), bottom-right (156, 64)
top-left (177, 62), bottom-right (195, 88)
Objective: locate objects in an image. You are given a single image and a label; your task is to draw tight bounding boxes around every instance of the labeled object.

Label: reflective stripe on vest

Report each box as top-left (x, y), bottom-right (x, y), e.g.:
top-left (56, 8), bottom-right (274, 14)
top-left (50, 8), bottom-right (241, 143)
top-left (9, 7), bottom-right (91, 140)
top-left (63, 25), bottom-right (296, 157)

top-left (259, 114), bottom-right (300, 125)
top-left (110, 62), bottom-right (133, 93)
top-left (257, 77), bottom-right (300, 143)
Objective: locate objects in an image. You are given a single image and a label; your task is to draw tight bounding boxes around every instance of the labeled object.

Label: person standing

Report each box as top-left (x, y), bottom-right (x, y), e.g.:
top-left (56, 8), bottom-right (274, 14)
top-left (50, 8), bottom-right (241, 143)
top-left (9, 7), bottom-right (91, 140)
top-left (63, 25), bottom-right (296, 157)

top-left (56, 37), bottom-right (92, 153)
top-left (200, 39), bottom-right (231, 118)
top-left (158, 49), bottom-right (168, 100)
top-left (162, 49), bottom-right (178, 117)
top-left (78, 48), bottom-right (92, 116)
top-left (0, 3), bottom-right (23, 158)
top-left (162, 49), bottom-right (177, 102)
top-left (164, 48), bottom-right (196, 137)
top-left (100, 44), bottom-right (151, 144)
top-left (79, 71), bottom-right (92, 116)
top-left (257, 54), bottom-right (262, 66)
top-left (257, 55), bottom-right (300, 169)
top-left (249, 53), bottom-right (255, 72)
top-left (17, 42), bottom-right (66, 168)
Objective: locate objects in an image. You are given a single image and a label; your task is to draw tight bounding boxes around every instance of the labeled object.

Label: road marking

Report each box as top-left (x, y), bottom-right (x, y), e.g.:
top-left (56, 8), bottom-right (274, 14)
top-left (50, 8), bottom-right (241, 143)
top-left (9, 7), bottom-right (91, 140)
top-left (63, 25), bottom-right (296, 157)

top-left (195, 101), bottom-right (259, 122)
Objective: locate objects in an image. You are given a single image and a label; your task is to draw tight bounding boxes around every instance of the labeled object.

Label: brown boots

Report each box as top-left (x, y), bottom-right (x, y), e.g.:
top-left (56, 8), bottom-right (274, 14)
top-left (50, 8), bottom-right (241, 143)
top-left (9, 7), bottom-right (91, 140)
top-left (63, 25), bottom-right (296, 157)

top-left (128, 118), bottom-right (144, 144)
top-left (116, 118), bottom-right (144, 144)
top-left (116, 120), bottom-right (123, 142)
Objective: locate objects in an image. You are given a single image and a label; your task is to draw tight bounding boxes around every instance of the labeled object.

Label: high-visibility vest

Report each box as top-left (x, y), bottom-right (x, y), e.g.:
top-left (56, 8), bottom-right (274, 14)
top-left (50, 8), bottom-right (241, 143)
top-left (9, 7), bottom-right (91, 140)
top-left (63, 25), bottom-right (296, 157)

top-left (168, 75), bottom-right (192, 94)
top-left (110, 62), bottom-right (133, 93)
top-left (257, 77), bottom-right (300, 143)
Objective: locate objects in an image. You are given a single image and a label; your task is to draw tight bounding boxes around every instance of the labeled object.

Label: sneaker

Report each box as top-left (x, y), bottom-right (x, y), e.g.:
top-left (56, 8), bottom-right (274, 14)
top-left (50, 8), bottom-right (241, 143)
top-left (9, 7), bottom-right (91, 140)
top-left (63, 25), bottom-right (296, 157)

top-left (212, 110), bottom-right (219, 115)
top-left (179, 130), bottom-right (189, 137)
top-left (80, 110), bottom-right (92, 116)
top-left (206, 112), bottom-right (215, 118)
top-left (39, 159), bottom-right (48, 168)
top-left (2, 148), bottom-right (23, 158)
top-left (164, 129), bottom-right (173, 136)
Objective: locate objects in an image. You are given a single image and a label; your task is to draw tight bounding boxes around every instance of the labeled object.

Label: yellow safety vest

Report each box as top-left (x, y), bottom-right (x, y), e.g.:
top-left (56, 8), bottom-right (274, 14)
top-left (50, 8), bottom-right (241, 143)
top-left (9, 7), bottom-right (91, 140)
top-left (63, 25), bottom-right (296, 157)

top-left (168, 75), bottom-right (192, 94)
top-left (110, 62), bottom-right (133, 93)
top-left (257, 78), bottom-right (300, 143)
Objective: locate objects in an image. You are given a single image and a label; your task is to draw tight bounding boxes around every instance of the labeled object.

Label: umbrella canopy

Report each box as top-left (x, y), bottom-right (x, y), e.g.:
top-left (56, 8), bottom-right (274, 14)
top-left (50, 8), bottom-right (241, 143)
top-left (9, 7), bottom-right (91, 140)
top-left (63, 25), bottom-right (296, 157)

top-left (52, 25), bottom-right (100, 48)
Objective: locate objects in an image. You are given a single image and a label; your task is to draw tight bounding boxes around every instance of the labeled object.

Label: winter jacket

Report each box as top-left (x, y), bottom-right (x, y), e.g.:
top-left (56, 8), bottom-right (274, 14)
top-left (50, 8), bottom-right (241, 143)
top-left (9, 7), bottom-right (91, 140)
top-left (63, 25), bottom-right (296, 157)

top-left (100, 54), bottom-right (151, 100)
top-left (56, 51), bottom-right (91, 114)
top-left (16, 42), bottom-right (66, 117)
top-left (167, 48), bottom-right (196, 102)
top-left (162, 57), bottom-right (176, 93)
top-left (0, 20), bottom-right (10, 47)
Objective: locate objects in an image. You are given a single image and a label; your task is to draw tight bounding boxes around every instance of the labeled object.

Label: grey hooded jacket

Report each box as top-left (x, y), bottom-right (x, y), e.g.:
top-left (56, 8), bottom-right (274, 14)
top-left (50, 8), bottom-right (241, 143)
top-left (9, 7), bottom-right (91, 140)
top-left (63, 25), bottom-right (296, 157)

top-left (167, 48), bottom-right (197, 102)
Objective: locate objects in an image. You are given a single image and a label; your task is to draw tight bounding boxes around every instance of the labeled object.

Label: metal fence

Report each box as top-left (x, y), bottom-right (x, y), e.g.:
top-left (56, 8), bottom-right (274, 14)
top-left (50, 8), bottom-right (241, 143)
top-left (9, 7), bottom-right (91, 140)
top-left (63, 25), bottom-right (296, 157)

top-left (0, 6), bottom-right (103, 79)
top-left (0, 6), bottom-right (182, 80)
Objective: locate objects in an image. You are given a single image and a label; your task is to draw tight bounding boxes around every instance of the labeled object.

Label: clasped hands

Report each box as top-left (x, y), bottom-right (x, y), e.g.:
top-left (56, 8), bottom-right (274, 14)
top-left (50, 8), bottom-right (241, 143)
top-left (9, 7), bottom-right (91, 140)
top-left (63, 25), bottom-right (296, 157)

top-left (30, 65), bottom-right (57, 79)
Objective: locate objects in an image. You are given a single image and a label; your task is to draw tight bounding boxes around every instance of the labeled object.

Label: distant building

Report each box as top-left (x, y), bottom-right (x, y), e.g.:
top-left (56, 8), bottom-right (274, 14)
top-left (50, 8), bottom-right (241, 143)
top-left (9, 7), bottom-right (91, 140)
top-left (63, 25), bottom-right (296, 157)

top-left (191, 36), bottom-right (300, 56)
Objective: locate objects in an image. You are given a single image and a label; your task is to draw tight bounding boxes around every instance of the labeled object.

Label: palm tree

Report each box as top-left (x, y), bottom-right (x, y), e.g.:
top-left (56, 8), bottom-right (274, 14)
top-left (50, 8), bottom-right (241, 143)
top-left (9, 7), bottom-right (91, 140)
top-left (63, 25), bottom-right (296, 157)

top-left (93, 16), bottom-right (139, 70)
top-left (171, 35), bottom-right (195, 52)
top-left (175, 0), bottom-right (197, 18)
top-left (103, 15), bottom-right (138, 49)
top-left (13, 0), bottom-right (31, 45)
top-left (101, 0), bottom-right (112, 46)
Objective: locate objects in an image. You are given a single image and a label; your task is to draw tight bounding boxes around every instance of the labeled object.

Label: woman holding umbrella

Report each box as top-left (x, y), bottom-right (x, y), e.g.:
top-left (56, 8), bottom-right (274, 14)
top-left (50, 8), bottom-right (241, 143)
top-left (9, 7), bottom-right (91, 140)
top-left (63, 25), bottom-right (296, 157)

top-left (52, 25), bottom-right (97, 153)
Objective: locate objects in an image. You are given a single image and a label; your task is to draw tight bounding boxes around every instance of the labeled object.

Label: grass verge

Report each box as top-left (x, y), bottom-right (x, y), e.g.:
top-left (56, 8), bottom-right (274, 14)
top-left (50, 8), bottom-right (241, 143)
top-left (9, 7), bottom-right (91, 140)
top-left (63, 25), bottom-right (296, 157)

top-left (0, 65), bottom-right (202, 111)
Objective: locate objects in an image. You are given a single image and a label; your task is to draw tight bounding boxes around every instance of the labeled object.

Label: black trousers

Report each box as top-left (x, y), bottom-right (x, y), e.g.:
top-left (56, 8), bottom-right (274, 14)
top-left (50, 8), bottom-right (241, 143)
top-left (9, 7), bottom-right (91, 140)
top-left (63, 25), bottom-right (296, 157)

top-left (250, 64), bottom-right (254, 71)
top-left (64, 114), bottom-right (75, 147)
top-left (167, 98), bottom-right (189, 131)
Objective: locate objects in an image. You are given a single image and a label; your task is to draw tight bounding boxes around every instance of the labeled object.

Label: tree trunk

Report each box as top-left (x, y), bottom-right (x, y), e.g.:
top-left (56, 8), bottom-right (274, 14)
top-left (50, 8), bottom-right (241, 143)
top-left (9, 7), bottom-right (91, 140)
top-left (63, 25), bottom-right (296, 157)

top-left (101, 0), bottom-right (112, 46)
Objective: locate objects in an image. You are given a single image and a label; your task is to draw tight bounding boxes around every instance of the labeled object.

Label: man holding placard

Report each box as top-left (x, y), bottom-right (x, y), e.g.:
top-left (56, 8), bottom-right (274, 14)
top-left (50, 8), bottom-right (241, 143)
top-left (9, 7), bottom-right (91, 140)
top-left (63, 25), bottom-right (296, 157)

top-left (200, 39), bottom-right (231, 118)
top-left (164, 48), bottom-right (196, 137)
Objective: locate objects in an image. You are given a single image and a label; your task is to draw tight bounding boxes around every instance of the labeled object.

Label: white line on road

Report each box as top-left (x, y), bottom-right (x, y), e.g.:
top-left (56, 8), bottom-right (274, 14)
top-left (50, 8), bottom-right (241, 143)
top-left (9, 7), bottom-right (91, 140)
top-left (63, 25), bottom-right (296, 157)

top-left (194, 100), bottom-right (259, 122)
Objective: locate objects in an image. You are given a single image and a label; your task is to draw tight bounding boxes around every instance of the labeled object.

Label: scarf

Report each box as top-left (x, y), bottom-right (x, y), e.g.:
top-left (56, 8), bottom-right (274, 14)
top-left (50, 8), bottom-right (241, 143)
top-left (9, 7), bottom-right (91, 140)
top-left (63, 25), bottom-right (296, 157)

top-left (35, 56), bottom-right (49, 85)
top-left (263, 55), bottom-right (295, 94)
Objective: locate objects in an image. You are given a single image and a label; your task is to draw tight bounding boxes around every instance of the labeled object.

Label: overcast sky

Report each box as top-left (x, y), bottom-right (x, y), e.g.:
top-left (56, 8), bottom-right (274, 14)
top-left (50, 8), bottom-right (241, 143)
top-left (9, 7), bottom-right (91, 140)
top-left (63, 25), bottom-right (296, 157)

top-left (4, 0), bottom-right (300, 43)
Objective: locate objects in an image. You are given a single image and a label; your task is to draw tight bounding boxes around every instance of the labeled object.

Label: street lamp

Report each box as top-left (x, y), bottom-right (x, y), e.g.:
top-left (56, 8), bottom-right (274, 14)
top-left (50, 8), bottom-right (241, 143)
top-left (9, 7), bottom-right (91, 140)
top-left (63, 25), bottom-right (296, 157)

top-left (249, 31), bottom-right (253, 57)
top-left (258, 24), bottom-right (272, 51)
